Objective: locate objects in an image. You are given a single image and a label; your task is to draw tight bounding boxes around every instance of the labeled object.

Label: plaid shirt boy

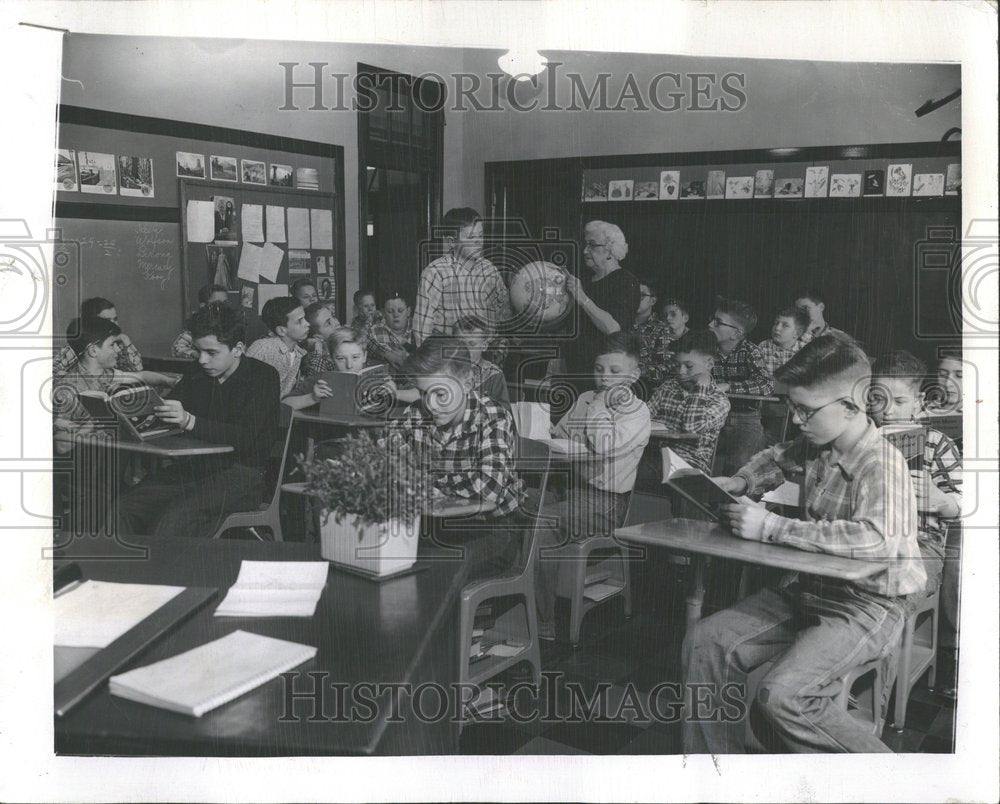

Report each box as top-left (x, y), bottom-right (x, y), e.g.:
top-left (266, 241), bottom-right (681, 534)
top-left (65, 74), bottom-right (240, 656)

top-left (632, 314), bottom-right (675, 385)
top-left (919, 426), bottom-right (962, 545)
top-left (412, 253), bottom-right (512, 346)
top-left (711, 339), bottom-right (773, 411)
top-left (795, 322), bottom-right (851, 351)
top-left (757, 339), bottom-right (797, 376)
top-left (647, 378), bottom-right (731, 473)
top-left (53, 342), bottom-right (142, 377)
top-left (388, 390), bottom-right (524, 517)
top-left (367, 319), bottom-right (414, 364)
top-left (245, 336), bottom-right (306, 398)
top-left (735, 421), bottom-right (926, 598)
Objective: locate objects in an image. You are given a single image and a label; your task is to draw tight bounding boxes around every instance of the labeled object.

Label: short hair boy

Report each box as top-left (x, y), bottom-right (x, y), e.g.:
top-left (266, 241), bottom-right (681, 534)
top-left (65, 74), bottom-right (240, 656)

top-left (368, 292), bottom-right (415, 370)
top-left (708, 296), bottom-right (773, 474)
top-left (682, 335), bottom-right (926, 754)
top-left (290, 278), bottom-right (319, 308)
top-left (299, 301), bottom-right (341, 378)
top-left (646, 329), bottom-right (730, 473)
top-left (930, 351), bottom-right (963, 414)
top-left (351, 288), bottom-right (382, 330)
top-left (172, 284), bottom-right (230, 358)
top-left (871, 351), bottom-right (961, 600)
top-left (118, 304), bottom-right (282, 539)
top-left (533, 331), bottom-right (652, 640)
top-left (54, 296), bottom-right (144, 377)
top-left (794, 288), bottom-right (851, 346)
top-left (389, 335), bottom-right (526, 580)
top-left (453, 315), bottom-right (510, 408)
top-left (758, 305), bottom-right (812, 375)
top-left (631, 280), bottom-right (674, 392)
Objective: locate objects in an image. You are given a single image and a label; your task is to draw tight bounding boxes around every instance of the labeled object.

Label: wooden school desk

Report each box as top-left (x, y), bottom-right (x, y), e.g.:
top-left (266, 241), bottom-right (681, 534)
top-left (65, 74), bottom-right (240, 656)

top-left (54, 533), bottom-right (470, 756)
top-left (615, 518), bottom-right (888, 630)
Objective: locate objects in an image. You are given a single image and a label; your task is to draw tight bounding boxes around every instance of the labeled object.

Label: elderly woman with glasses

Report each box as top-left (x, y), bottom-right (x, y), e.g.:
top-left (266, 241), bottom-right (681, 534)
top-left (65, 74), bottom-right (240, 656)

top-left (552, 221), bottom-right (641, 405)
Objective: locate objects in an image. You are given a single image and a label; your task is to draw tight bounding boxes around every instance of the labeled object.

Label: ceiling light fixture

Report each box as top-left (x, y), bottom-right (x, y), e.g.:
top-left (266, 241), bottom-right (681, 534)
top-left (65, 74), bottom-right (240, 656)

top-left (497, 49), bottom-right (548, 82)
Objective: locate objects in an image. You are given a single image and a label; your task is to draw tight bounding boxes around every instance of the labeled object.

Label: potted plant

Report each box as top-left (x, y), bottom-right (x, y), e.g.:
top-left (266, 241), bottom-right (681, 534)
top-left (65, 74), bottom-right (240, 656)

top-left (297, 431), bottom-right (432, 577)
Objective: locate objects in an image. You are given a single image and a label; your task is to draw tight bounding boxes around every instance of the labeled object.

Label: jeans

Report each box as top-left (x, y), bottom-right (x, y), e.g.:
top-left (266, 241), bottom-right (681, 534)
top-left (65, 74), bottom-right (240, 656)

top-left (119, 462), bottom-right (267, 539)
top-left (940, 524), bottom-right (962, 649)
top-left (532, 484), bottom-right (629, 629)
top-left (431, 510), bottom-right (529, 583)
top-left (714, 411), bottom-right (765, 476)
top-left (682, 580), bottom-right (905, 753)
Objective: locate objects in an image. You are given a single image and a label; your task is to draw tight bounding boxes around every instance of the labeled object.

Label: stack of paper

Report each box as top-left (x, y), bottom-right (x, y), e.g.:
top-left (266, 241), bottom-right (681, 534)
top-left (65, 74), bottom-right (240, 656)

top-left (109, 629), bottom-right (317, 717)
top-left (214, 561), bottom-right (329, 618)
top-left (54, 580), bottom-right (185, 648)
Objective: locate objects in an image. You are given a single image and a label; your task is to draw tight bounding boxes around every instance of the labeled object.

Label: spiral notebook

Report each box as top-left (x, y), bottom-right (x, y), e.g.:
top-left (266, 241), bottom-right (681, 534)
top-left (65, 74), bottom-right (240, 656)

top-left (108, 630), bottom-right (317, 717)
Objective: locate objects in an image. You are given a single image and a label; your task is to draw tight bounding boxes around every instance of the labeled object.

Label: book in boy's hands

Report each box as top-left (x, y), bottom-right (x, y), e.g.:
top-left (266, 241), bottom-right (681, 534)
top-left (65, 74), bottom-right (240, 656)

top-left (77, 384), bottom-right (182, 440)
top-left (317, 364), bottom-right (392, 417)
top-left (108, 629), bottom-right (317, 717)
top-left (661, 446), bottom-right (741, 521)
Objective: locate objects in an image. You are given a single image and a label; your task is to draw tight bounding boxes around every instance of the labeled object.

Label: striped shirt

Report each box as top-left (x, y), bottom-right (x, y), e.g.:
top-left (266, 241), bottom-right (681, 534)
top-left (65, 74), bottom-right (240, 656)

top-left (646, 378), bottom-right (731, 473)
top-left (388, 390), bottom-right (524, 517)
top-left (736, 421), bottom-right (926, 598)
top-left (412, 253), bottom-right (513, 346)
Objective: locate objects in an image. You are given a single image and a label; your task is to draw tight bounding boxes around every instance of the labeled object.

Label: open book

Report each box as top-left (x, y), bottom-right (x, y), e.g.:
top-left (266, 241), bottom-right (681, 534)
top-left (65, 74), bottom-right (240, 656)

top-left (214, 561), bottom-right (329, 618)
top-left (77, 384), bottom-right (181, 440)
top-left (317, 364), bottom-right (392, 417)
top-left (511, 401), bottom-right (590, 457)
top-left (661, 446), bottom-right (741, 521)
top-left (108, 629), bottom-right (317, 717)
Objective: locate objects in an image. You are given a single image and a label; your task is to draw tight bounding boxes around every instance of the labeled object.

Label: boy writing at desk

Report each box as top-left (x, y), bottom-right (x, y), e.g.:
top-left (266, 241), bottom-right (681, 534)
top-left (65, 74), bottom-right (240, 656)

top-left (388, 335), bottom-right (526, 581)
top-left (682, 334), bottom-right (926, 753)
top-left (534, 332), bottom-right (651, 640)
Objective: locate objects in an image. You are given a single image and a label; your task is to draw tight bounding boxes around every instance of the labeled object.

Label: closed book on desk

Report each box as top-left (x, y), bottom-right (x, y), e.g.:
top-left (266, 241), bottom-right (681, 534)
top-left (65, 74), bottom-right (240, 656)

top-left (661, 446), bottom-right (740, 521)
top-left (108, 629), bottom-right (317, 717)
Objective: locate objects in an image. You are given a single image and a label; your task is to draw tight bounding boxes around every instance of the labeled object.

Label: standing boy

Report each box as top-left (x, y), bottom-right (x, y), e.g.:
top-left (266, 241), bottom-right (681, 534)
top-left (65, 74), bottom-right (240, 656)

top-left (708, 297), bottom-right (773, 474)
top-left (534, 332), bottom-right (651, 640)
top-left (682, 335), bottom-right (926, 753)
top-left (646, 329), bottom-right (730, 474)
top-left (388, 336), bottom-right (526, 581)
top-left (118, 305), bottom-right (282, 539)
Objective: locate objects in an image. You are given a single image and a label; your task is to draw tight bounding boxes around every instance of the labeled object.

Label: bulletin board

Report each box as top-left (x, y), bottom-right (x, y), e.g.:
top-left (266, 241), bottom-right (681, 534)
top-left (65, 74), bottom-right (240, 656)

top-left (54, 105), bottom-right (346, 356)
top-left (179, 180), bottom-right (342, 340)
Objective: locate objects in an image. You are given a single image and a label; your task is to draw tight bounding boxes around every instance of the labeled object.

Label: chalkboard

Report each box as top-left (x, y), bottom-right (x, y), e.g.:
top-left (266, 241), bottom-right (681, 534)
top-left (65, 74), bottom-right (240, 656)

top-left (53, 218), bottom-right (183, 357)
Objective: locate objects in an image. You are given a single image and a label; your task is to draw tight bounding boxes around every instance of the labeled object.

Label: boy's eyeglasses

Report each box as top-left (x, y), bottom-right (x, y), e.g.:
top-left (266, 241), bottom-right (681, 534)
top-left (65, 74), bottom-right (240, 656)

top-left (786, 396), bottom-right (852, 423)
top-left (710, 317), bottom-right (741, 331)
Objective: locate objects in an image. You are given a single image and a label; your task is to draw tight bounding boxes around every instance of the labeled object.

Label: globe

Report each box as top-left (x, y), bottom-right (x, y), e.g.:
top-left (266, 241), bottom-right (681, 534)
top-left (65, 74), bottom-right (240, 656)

top-left (508, 261), bottom-right (572, 327)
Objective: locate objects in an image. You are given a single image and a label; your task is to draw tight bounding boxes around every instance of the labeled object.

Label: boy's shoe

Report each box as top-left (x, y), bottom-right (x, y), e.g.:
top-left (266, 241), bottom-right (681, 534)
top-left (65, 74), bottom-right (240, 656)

top-left (537, 621), bottom-right (556, 642)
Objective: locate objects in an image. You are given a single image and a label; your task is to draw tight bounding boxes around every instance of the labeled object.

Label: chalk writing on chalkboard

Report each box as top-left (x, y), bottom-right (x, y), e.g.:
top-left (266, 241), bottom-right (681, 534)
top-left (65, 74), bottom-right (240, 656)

top-left (74, 236), bottom-right (122, 257)
top-left (136, 224), bottom-right (176, 289)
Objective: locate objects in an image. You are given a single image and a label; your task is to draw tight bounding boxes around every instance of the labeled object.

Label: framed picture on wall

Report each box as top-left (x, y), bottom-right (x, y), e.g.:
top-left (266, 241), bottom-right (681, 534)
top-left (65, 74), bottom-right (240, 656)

top-left (55, 149), bottom-right (78, 192)
top-left (176, 151), bottom-right (206, 179)
top-left (241, 159), bottom-right (266, 184)
top-left (270, 164), bottom-right (293, 187)
top-left (118, 156), bottom-right (154, 197)
top-left (211, 155), bottom-right (238, 182)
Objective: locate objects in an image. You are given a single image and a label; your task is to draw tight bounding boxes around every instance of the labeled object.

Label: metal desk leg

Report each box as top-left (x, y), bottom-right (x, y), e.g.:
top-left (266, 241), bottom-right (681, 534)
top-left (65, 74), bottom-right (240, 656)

top-left (685, 556), bottom-right (706, 630)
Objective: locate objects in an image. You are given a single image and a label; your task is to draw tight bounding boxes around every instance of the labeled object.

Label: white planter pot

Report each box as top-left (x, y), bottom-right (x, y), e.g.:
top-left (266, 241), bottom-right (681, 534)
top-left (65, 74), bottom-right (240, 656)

top-left (319, 512), bottom-right (420, 576)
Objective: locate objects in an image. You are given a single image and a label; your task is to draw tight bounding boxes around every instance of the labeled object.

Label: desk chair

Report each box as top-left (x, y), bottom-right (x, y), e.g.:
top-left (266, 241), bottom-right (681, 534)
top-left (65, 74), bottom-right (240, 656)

top-left (210, 423), bottom-right (293, 541)
top-left (457, 439), bottom-right (550, 721)
top-left (891, 582), bottom-right (941, 732)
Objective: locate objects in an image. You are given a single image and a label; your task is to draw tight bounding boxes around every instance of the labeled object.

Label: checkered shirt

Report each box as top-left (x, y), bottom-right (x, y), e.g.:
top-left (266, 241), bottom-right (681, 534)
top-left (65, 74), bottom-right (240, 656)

top-left (736, 421), bottom-right (927, 598)
top-left (632, 314), bottom-right (676, 385)
top-left (646, 378), bottom-right (731, 473)
top-left (388, 390), bottom-right (524, 517)
top-left (757, 339), bottom-right (797, 376)
top-left (53, 342), bottom-right (143, 377)
top-left (919, 426), bottom-right (962, 545)
top-left (711, 339), bottom-right (773, 411)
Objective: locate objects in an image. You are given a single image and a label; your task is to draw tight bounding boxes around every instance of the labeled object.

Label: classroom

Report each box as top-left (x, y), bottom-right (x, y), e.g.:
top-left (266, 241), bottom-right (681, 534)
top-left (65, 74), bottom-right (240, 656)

top-left (49, 30), bottom-right (970, 762)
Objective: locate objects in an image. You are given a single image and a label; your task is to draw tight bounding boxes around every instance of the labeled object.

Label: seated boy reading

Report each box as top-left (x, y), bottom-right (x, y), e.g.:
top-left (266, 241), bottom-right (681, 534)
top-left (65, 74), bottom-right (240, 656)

top-left (682, 334), bottom-right (926, 754)
top-left (387, 335), bottom-right (526, 580)
top-left (118, 305), bottom-right (282, 539)
top-left (534, 332), bottom-right (651, 640)
top-left (452, 315), bottom-right (510, 409)
top-left (646, 329), bottom-right (730, 473)
top-left (708, 296), bottom-right (773, 474)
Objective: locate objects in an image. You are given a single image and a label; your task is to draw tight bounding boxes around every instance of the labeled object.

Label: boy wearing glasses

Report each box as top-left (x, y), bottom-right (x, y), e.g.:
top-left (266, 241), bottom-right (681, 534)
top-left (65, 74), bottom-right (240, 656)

top-left (708, 297), bottom-right (773, 474)
top-left (631, 280), bottom-right (674, 397)
top-left (681, 334), bottom-right (926, 753)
